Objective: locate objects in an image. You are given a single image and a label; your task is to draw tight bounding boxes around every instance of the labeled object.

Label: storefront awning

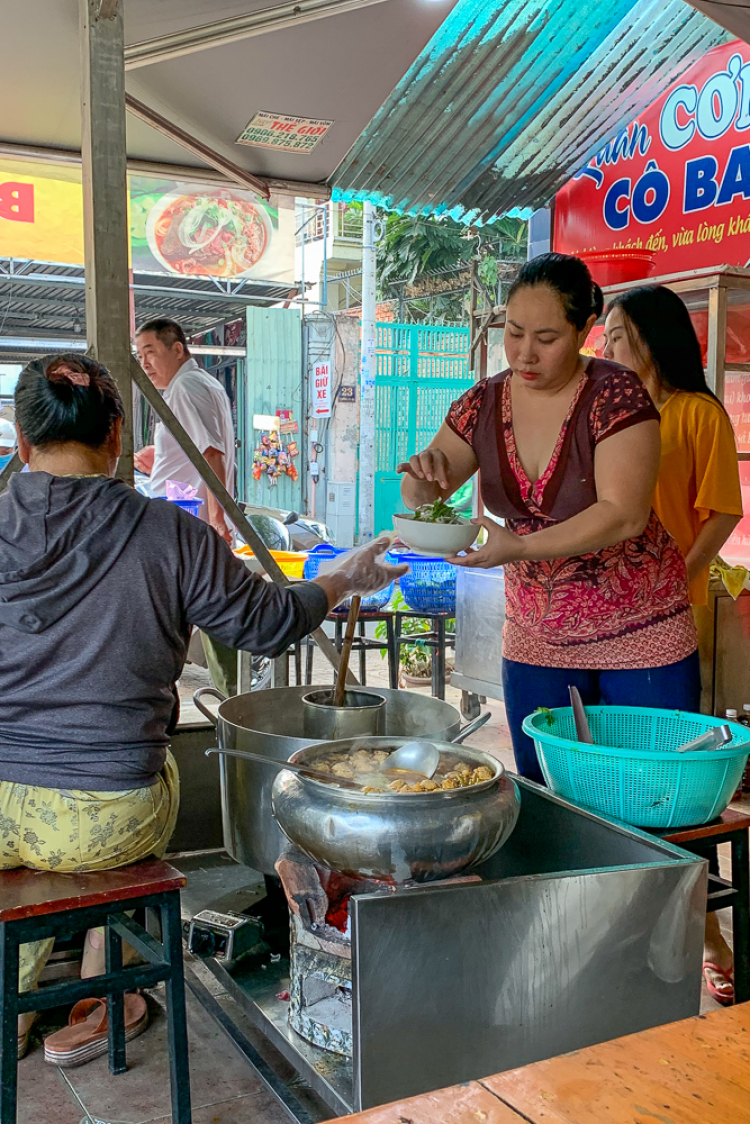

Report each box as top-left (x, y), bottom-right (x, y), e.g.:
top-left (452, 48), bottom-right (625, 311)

top-left (331, 0), bottom-right (730, 223)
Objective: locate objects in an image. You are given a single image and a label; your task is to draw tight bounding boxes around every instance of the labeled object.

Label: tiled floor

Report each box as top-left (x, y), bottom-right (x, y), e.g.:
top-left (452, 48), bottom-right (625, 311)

top-left (18, 984), bottom-right (300, 1123)
top-left (13, 647), bottom-right (746, 1121)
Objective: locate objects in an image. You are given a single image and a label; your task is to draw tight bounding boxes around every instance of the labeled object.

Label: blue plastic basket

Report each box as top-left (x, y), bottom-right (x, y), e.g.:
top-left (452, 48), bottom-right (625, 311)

top-left (393, 552), bottom-right (456, 614)
top-left (522, 706), bottom-right (750, 829)
top-left (303, 545), bottom-right (394, 613)
top-left (169, 497), bottom-right (204, 518)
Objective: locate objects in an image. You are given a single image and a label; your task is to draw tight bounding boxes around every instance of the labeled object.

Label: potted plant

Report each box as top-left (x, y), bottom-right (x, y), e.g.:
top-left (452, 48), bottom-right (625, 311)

top-left (375, 593), bottom-right (454, 688)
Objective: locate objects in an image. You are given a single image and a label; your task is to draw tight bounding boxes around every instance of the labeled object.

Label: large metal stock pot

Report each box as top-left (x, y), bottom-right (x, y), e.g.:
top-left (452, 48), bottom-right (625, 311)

top-left (194, 685), bottom-right (464, 876)
top-left (272, 738), bottom-right (521, 883)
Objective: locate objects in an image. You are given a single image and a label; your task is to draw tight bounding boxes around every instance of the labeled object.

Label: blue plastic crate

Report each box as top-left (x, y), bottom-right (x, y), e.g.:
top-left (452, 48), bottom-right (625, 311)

top-left (392, 552), bottom-right (456, 614)
top-left (169, 498), bottom-right (204, 518)
top-left (303, 545), bottom-right (394, 613)
top-left (522, 706), bottom-right (750, 829)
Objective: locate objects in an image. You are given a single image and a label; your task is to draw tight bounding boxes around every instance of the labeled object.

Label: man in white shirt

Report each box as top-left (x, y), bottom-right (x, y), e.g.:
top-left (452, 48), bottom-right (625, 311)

top-left (135, 318), bottom-right (234, 543)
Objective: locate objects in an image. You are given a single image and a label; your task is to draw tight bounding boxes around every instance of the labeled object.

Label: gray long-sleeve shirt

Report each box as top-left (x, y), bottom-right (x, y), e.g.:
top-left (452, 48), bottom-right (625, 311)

top-left (0, 473), bottom-right (328, 789)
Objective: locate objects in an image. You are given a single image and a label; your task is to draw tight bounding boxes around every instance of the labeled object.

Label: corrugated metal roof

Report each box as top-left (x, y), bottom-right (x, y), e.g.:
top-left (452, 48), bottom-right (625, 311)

top-left (0, 259), bottom-right (297, 349)
top-left (331, 0), bottom-right (729, 223)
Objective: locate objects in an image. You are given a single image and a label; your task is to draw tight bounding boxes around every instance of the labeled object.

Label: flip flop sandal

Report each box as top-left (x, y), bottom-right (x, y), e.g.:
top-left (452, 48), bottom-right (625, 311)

top-left (703, 961), bottom-right (735, 1006)
top-left (43, 993), bottom-right (148, 1068)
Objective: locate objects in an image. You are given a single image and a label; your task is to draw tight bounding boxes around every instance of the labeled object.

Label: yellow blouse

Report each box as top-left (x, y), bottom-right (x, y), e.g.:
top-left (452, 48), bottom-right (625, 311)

top-left (653, 392), bottom-right (743, 606)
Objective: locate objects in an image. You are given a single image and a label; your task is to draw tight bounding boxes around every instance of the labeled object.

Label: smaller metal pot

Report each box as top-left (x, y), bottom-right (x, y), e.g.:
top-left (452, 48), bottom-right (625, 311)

top-left (302, 689), bottom-right (386, 740)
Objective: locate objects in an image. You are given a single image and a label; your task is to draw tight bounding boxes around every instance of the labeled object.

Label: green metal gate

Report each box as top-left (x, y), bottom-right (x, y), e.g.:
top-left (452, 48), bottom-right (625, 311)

top-left (374, 323), bottom-right (472, 535)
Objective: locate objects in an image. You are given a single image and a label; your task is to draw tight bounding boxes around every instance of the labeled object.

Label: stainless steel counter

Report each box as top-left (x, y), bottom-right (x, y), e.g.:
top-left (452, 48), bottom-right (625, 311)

top-left (195, 777), bottom-right (706, 1118)
top-left (452, 564), bottom-right (506, 700)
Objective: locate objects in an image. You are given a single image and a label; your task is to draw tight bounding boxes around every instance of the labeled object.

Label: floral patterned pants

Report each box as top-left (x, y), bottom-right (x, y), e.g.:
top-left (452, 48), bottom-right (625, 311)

top-left (0, 753), bottom-right (179, 993)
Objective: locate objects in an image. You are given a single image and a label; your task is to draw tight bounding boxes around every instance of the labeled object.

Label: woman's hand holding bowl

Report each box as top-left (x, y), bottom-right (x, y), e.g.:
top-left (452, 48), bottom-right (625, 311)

top-left (448, 516), bottom-right (526, 568)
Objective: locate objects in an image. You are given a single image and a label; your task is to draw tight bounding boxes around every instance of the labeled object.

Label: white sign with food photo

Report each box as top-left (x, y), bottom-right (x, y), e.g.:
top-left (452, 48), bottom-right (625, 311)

top-left (129, 176), bottom-right (295, 283)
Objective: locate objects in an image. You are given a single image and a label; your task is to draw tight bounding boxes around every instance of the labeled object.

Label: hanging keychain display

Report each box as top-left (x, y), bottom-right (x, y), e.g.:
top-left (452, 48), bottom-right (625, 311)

top-left (252, 418), bottom-right (300, 486)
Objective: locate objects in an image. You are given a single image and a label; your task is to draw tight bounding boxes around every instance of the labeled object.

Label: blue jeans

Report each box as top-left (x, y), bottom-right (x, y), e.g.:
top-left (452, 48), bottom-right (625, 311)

top-left (502, 651), bottom-right (702, 784)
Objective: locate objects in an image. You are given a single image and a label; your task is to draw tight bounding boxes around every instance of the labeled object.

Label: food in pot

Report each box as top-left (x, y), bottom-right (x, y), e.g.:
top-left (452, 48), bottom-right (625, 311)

top-left (309, 746), bottom-right (495, 794)
top-left (412, 499), bottom-right (465, 525)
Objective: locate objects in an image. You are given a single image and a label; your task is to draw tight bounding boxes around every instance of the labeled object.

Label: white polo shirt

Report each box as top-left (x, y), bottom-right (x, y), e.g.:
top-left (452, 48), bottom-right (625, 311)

top-left (150, 358), bottom-right (235, 520)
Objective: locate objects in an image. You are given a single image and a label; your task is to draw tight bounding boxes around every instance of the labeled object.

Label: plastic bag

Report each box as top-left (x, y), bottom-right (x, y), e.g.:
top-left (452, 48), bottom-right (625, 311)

top-left (165, 480), bottom-right (198, 502)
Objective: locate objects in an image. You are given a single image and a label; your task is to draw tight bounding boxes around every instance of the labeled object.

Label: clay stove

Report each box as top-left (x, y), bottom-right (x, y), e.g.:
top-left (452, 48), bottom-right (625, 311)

top-left (277, 855), bottom-right (388, 1059)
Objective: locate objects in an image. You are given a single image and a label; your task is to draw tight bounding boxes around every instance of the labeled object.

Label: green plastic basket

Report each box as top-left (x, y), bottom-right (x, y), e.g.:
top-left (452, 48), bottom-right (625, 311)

top-left (521, 706), bottom-right (750, 829)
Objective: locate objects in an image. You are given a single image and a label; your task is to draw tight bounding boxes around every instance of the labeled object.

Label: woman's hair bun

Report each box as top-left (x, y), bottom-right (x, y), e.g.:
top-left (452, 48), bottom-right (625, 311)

top-left (15, 354), bottom-right (124, 450)
top-left (508, 252), bottom-right (602, 331)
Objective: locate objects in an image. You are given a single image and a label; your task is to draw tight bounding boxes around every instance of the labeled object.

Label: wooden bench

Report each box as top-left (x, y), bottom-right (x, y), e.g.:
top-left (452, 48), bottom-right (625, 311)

top-left (337, 1003), bottom-right (750, 1123)
top-left (0, 859), bottom-right (191, 1124)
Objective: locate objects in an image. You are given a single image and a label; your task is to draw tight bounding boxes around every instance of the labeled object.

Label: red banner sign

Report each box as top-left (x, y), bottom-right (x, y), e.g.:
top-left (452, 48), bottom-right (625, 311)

top-left (555, 40), bottom-right (750, 275)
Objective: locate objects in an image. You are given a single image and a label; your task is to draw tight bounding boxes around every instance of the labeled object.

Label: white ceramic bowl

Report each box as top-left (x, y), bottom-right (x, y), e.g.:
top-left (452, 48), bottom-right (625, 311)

top-left (392, 513), bottom-right (478, 557)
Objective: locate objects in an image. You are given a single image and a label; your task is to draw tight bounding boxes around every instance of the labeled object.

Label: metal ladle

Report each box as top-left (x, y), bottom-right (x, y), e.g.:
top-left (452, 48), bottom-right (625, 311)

top-left (204, 747), bottom-right (366, 791)
top-left (380, 711), bottom-right (491, 779)
top-left (206, 711), bottom-right (492, 791)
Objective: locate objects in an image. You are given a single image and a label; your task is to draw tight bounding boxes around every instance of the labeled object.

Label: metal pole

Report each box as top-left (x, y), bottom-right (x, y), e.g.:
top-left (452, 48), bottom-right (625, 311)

top-left (79, 0), bottom-right (134, 485)
top-left (358, 200), bottom-right (376, 543)
top-left (125, 95), bottom-right (270, 200)
top-left (322, 204), bottom-right (329, 311)
top-left (0, 140), bottom-right (331, 200)
top-left (706, 283), bottom-right (727, 400)
top-left (129, 356), bottom-right (356, 684)
top-left (237, 650), bottom-right (255, 694)
top-left (0, 454), bottom-right (21, 494)
top-left (124, 0), bottom-right (391, 69)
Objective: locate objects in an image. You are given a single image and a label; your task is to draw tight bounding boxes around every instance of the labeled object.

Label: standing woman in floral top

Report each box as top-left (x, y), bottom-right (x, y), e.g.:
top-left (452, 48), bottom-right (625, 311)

top-left (398, 253), bottom-right (699, 783)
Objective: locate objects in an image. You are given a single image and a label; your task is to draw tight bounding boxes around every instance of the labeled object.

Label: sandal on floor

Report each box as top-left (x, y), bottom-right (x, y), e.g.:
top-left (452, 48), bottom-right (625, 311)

top-left (703, 961), bottom-right (735, 1006)
top-left (17, 1013), bottom-right (39, 1060)
top-left (44, 994), bottom-right (148, 1068)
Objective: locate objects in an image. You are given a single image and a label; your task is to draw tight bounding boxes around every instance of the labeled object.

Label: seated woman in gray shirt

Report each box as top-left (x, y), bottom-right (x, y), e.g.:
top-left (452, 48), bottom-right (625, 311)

top-left (0, 353), bottom-right (404, 1062)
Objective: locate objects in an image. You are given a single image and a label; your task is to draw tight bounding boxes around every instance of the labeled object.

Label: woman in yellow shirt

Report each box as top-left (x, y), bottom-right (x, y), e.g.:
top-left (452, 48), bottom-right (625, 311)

top-left (604, 284), bottom-right (743, 1006)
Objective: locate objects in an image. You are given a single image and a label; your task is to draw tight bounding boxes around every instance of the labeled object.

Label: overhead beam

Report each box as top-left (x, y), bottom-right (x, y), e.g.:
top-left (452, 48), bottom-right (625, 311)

top-left (124, 0), bottom-right (391, 69)
top-left (125, 95), bottom-right (271, 200)
top-left (79, 0), bottom-right (134, 484)
top-left (0, 141), bottom-right (330, 200)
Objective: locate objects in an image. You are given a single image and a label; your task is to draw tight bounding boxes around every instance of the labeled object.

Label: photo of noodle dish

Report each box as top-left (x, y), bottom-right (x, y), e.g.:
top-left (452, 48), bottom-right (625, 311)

top-left (145, 191), bottom-right (273, 278)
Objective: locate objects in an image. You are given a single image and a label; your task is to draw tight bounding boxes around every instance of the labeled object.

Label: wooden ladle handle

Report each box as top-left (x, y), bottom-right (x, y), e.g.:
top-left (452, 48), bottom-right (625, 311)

top-left (333, 595), bottom-right (362, 707)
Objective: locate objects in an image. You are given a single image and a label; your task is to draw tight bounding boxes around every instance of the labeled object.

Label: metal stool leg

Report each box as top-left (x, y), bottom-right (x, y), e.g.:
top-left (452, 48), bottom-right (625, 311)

top-left (732, 829), bottom-right (750, 1003)
top-left (387, 616), bottom-right (399, 689)
top-left (162, 891), bottom-right (192, 1122)
top-left (359, 620), bottom-right (367, 684)
top-left (106, 916), bottom-right (127, 1075)
top-left (434, 617), bottom-right (446, 700)
top-left (294, 642), bottom-right (302, 686)
top-left (306, 637), bottom-right (314, 684)
top-left (0, 921), bottom-right (20, 1124)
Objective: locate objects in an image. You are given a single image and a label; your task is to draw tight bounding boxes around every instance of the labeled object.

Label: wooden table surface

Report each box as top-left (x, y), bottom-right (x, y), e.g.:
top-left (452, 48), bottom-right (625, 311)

top-left (339, 1004), bottom-right (750, 1124)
